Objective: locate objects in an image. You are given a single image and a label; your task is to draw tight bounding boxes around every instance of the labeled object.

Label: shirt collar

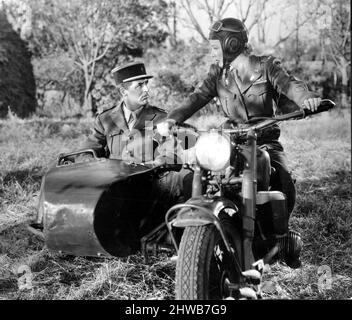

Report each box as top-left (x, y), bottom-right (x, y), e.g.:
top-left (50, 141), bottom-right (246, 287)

top-left (122, 103), bottom-right (144, 122)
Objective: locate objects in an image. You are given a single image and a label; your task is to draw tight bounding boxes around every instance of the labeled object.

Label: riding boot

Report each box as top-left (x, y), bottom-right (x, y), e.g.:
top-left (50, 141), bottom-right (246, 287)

top-left (278, 230), bottom-right (303, 269)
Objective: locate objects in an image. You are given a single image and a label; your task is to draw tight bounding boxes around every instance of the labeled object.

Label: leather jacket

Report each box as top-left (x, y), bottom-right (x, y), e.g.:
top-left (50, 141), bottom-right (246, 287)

top-left (167, 55), bottom-right (319, 141)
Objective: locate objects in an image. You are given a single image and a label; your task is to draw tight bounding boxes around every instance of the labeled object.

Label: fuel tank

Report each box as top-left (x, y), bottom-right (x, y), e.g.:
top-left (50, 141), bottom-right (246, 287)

top-left (40, 158), bottom-right (165, 258)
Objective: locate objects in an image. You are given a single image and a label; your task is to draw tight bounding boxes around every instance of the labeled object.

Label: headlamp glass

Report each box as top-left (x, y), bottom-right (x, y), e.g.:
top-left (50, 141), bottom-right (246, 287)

top-left (195, 132), bottom-right (231, 171)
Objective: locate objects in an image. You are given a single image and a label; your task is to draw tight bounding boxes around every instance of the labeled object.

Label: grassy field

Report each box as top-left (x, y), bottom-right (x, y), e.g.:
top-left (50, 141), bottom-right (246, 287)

top-left (0, 108), bottom-right (351, 300)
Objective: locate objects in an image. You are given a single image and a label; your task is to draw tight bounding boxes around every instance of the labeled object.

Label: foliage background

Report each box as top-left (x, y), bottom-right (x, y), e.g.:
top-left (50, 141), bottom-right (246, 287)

top-left (0, 0), bottom-right (350, 118)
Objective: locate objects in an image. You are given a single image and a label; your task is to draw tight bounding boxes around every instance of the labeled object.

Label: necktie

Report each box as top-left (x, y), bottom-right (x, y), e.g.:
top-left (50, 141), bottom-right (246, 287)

top-left (127, 112), bottom-right (135, 130)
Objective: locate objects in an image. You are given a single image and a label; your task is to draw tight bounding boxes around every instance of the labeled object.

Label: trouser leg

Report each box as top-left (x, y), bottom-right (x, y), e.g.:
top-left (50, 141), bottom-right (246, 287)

top-left (260, 141), bottom-right (296, 216)
top-left (178, 167), bottom-right (193, 201)
top-left (259, 141), bottom-right (302, 268)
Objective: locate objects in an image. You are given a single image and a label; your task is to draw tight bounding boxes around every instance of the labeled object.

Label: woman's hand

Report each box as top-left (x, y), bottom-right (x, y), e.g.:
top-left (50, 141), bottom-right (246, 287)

top-left (302, 97), bottom-right (322, 112)
top-left (156, 119), bottom-right (176, 137)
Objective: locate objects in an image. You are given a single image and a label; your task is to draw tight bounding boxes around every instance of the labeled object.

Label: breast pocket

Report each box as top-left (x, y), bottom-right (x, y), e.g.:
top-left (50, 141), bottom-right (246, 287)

top-left (108, 130), bottom-right (126, 158)
top-left (245, 83), bottom-right (272, 116)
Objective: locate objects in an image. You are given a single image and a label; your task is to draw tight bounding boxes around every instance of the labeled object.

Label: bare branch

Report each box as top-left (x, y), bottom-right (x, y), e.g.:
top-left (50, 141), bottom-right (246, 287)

top-left (341, 15), bottom-right (351, 50)
top-left (327, 44), bottom-right (340, 67)
top-left (216, 0), bottom-right (225, 19)
top-left (237, 0), bottom-right (244, 20)
top-left (74, 60), bottom-right (84, 70)
top-left (219, 2), bottom-right (232, 18)
top-left (71, 30), bottom-right (86, 62)
top-left (91, 41), bottom-right (111, 64)
top-left (180, 0), bottom-right (208, 40)
top-left (273, 15), bottom-right (311, 47)
top-left (204, 0), bottom-right (214, 23)
top-left (243, 0), bottom-right (255, 23)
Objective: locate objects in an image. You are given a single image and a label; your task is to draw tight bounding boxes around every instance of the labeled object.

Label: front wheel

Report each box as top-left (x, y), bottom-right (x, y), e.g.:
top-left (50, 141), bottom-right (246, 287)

top-left (175, 221), bottom-right (242, 300)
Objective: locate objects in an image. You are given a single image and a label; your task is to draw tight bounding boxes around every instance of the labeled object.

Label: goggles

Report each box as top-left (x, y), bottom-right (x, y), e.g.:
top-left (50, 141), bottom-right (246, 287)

top-left (210, 21), bottom-right (246, 33)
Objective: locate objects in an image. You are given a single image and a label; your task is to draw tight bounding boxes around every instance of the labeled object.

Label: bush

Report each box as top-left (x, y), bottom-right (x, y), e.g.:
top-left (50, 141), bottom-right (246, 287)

top-left (0, 10), bottom-right (36, 118)
top-left (32, 53), bottom-right (84, 118)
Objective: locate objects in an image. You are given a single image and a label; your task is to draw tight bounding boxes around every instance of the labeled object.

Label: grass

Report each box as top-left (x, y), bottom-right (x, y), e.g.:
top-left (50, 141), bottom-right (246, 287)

top-left (0, 108), bottom-right (351, 300)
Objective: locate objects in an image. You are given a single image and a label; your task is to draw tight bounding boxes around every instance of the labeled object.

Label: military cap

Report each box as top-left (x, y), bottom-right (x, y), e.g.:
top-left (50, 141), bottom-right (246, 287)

top-left (111, 62), bottom-right (153, 85)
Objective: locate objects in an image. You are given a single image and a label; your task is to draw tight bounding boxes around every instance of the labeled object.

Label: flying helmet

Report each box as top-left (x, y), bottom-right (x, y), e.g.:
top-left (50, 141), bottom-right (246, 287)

top-left (209, 18), bottom-right (249, 67)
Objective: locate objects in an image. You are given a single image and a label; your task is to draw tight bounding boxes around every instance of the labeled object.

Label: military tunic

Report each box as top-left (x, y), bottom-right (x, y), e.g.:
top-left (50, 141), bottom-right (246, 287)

top-left (81, 100), bottom-right (167, 163)
top-left (80, 100), bottom-right (185, 214)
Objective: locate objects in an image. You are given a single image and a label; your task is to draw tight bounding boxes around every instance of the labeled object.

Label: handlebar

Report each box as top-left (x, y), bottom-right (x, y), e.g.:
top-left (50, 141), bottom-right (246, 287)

top-left (159, 99), bottom-right (335, 143)
top-left (224, 99), bottom-right (335, 135)
top-left (301, 99), bottom-right (335, 117)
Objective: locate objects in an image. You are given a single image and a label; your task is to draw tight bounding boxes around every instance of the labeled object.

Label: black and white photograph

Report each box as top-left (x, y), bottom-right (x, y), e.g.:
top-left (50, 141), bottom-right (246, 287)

top-left (0, 0), bottom-right (350, 302)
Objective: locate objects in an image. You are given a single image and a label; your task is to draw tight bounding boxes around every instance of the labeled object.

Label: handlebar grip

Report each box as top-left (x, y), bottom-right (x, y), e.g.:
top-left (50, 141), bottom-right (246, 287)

top-left (303, 99), bottom-right (336, 117)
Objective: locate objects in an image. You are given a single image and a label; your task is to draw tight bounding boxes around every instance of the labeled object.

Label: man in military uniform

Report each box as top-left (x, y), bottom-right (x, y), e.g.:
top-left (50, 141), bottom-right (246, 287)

top-left (82, 62), bottom-right (166, 162)
top-left (158, 18), bottom-right (322, 268)
top-left (80, 62), bottom-right (185, 227)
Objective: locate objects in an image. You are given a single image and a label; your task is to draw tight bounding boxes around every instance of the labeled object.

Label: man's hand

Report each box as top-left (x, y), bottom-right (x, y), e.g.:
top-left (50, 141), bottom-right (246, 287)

top-left (302, 97), bottom-right (321, 112)
top-left (156, 119), bottom-right (176, 137)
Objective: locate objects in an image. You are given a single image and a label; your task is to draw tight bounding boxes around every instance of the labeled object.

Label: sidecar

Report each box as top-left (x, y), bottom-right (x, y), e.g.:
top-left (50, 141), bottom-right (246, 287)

top-left (30, 150), bottom-right (177, 258)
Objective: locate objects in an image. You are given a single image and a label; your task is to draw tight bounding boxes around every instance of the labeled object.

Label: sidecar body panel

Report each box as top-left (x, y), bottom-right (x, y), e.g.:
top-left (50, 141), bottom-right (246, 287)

top-left (41, 159), bottom-right (159, 257)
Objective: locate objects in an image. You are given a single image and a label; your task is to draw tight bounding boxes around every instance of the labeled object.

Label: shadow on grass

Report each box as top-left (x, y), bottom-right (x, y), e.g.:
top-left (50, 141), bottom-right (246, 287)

top-left (0, 220), bottom-right (176, 299)
top-left (1, 168), bottom-right (43, 186)
top-left (294, 169), bottom-right (351, 217)
top-left (0, 222), bottom-right (45, 258)
top-left (292, 169), bottom-right (352, 277)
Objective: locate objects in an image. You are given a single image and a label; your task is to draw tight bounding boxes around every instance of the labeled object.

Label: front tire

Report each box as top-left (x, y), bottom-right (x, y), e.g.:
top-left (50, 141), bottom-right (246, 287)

top-left (175, 221), bottom-right (242, 300)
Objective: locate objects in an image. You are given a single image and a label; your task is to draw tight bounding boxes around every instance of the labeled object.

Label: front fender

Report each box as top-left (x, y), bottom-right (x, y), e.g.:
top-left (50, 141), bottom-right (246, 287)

top-left (165, 196), bottom-right (240, 255)
top-left (169, 196), bottom-right (239, 228)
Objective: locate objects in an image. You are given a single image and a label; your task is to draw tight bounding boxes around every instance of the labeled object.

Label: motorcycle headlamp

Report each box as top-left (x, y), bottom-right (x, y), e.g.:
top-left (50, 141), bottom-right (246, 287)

top-left (195, 132), bottom-right (231, 171)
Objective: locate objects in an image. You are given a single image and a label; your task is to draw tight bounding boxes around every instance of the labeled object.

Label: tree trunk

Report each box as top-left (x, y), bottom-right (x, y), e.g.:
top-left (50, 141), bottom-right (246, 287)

top-left (0, 10), bottom-right (36, 118)
top-left (82, 62), bottom-right (94, 115)
top-left (172, 1), bottom-right (177, 48)
top-left (83, 90), bottom-right (92, 115)
top-left (339, 59), bottom-right (350, 108)
top-left (295, 0), bottom-right (301, 70)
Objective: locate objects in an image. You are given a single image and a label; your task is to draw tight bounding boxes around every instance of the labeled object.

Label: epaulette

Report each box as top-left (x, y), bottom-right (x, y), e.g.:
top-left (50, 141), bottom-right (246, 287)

top-left (97, 104), bottom-right (117, 116)
top-left (150, 105), bottom-right (167, 114)
top-left (263, 55), bottom-right (282, 66)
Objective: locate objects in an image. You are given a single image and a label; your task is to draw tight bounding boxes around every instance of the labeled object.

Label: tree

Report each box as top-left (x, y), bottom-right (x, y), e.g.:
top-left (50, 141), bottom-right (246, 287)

top-left (0, 10), bottom-right (36, 118)
top-left (5, 0), bottom-right (169, 114)
top-left (273, 0), bottom-right (325, 49)
top-left (320, 0), bottom-right (350, 107)
top-left (178, 0), bottom-right (236, 41)
top-left (29, 0), bottom-right (169, 113)
top-left (177, 0), bottom-right (279, 45)
top-left (163, 0), bottom-right (179, 49)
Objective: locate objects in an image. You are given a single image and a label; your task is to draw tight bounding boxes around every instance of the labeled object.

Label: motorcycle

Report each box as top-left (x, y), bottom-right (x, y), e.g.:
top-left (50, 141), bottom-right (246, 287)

top-left (163, 99), bottom-right (335, 300)
top-left (28, 99), bottom-right (335, 300)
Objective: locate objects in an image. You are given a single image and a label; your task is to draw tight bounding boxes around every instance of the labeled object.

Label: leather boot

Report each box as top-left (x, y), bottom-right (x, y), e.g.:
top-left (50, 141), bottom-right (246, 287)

top-left (278, 230), bottom-right (303, 269)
